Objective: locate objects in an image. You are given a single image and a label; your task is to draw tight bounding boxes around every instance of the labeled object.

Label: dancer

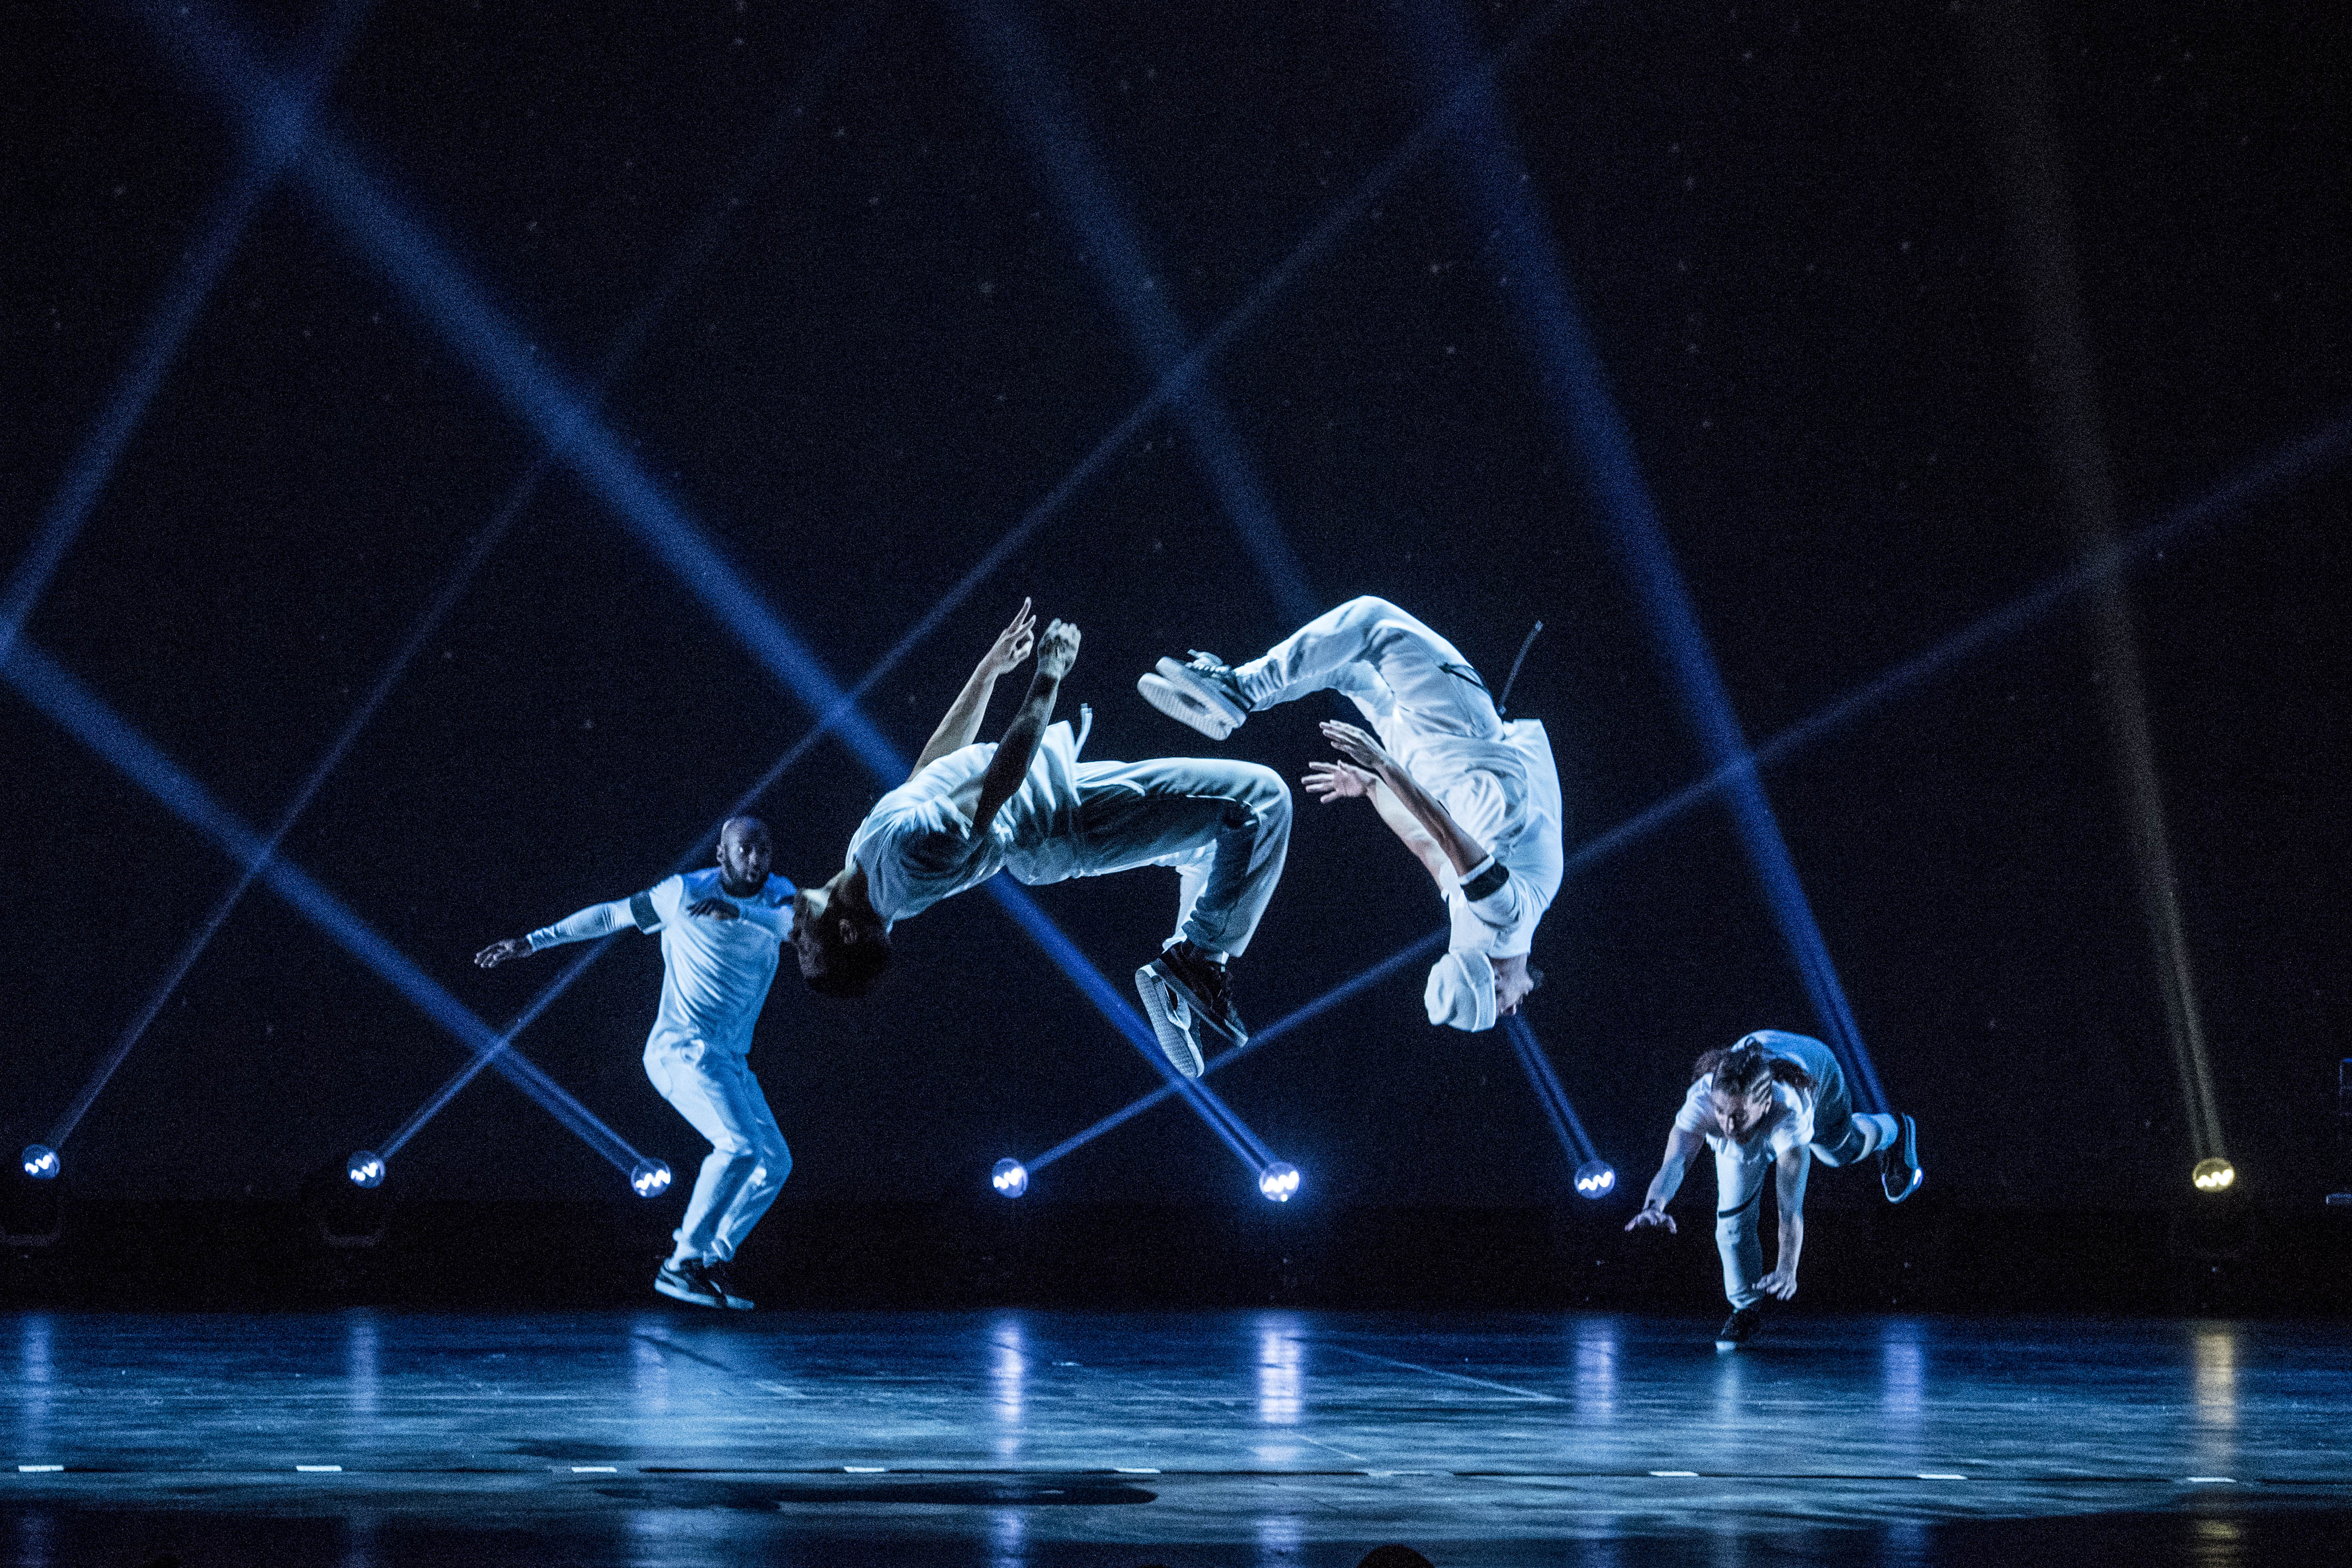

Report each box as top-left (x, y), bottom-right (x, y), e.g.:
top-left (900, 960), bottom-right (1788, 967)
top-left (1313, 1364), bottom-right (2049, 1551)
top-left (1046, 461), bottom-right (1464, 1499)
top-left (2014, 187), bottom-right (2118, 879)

top-left (1138, 596), bottom-right (1561, 1030)
top-left (1625, 1030), bottom-right (1922, 1347)
top-left (474, 816), bottom-right (793, 1311)
top-left (792, 600), bottom-right (1291, 1079)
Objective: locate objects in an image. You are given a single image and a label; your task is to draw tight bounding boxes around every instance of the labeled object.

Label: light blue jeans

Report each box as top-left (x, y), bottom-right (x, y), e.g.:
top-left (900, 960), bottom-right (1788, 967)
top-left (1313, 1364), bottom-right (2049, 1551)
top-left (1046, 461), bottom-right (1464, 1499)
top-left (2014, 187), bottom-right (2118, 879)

top-left (644, 1036), bottom-right (790, 1263)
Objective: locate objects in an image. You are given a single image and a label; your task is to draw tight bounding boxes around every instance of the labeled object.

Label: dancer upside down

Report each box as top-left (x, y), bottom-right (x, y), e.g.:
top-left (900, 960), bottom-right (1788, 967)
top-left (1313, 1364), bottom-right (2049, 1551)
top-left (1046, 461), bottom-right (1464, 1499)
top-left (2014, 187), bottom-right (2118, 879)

top-left (1627, 1030), bottom-right (1923, 1347)
top-left (790, 600), bottom-right (1292, 1078)
top-left (1138, 596), bottom-right (1563, 1031)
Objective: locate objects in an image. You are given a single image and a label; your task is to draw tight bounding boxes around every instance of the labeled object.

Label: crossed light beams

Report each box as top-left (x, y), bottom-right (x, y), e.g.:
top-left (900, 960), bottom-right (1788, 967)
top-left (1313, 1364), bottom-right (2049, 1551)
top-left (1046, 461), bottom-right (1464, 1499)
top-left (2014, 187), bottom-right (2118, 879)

top-left (1009, 409), bottom-right (2352, 1178)
top-left (0, 0), bottom-right (371, 667)
top-left (0, 639), bottom-right (651, 1175)
top-left (362, 0), bottom-right (1597, 1167)
top-left (1957, 0), bottom-right (2228, 1170)
top-left (1392, 0), bottom-right (1889, 1114)
top-left (22, 2), bottom-right (886, 1165)
top-left (953, 0), bottom-right (1317, 625)
top-left (135, 0), bottom-right (1282, 1176)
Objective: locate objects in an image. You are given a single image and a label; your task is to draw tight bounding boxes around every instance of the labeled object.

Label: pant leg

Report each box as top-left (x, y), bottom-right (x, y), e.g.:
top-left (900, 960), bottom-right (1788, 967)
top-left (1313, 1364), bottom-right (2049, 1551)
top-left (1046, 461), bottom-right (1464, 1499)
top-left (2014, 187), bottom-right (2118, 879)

top-left (1234, 597), bottom-right (1501, 742)
top-left (644, 1038), bottom-right (791, 1262)
top-left (1065, 758), bottom-right (1292, 958)
top-left (1782, 1040), bottom-right (1894, 1167)
top-left (1715, 1146), bottom-right (1770, 1309)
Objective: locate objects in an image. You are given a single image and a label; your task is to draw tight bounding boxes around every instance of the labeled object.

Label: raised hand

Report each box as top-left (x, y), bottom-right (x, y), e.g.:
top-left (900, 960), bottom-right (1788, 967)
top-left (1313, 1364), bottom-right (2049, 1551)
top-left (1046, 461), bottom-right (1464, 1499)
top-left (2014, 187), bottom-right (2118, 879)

top-left (473, 937), bottom-right (532, 969)
top-left (981, 598), bottom-right (1037, 678)
top-left (1036, 617), bottom-right (1081, 678)
top-left (1302, 760), bottom-right (1376, 804)
top-left (1319, 719), bottom-right (1394, 775)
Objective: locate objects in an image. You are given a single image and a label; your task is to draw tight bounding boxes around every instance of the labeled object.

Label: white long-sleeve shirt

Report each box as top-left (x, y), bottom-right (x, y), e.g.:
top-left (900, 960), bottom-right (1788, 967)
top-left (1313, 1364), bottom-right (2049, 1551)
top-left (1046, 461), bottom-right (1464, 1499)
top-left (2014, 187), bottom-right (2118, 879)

top-left (528, 868), bottom-right (795, 1056)
top-left (1418, 717), bottom-right (1563, 961)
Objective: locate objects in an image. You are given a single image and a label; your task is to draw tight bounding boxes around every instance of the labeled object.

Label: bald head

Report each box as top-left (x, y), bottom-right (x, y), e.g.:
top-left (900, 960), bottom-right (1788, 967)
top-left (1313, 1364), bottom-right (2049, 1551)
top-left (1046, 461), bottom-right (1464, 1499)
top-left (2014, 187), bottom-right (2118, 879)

top-left (716, 816), bottom-right (774, 894)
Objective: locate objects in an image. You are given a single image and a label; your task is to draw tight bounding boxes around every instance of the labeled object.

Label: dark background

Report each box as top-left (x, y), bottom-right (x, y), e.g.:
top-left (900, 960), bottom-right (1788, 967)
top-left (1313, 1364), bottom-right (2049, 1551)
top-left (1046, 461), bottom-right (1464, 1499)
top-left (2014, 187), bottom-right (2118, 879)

top-left (4, 0), bottom-right (2347, 1223)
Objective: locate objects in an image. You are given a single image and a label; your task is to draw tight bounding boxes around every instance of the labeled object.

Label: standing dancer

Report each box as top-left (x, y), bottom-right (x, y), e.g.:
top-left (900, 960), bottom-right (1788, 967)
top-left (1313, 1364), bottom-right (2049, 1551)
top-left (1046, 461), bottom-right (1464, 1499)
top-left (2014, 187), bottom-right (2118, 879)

top-left (791, 601), bottom-right (1291, 1079)
top-left (1138, 596), bottom-right (1562, 1030)
top-left (1625, 1030), bottom-right (1922, 1347)
top-left (474, 816), bottom-right (794, 1311)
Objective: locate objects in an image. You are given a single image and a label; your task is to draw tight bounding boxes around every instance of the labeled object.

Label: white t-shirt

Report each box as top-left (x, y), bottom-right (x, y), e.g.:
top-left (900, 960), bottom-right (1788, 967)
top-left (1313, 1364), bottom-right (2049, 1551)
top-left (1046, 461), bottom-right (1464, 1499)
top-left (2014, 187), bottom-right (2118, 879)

top-left (847, 721), bottom-right (1089, 924)
top-left (1673, 1071), bottom-right (1818, 1171)
top-left (1419, 717), bottom-right (1563, 960)
top-left (528, 868), bottom-right (794, 1057)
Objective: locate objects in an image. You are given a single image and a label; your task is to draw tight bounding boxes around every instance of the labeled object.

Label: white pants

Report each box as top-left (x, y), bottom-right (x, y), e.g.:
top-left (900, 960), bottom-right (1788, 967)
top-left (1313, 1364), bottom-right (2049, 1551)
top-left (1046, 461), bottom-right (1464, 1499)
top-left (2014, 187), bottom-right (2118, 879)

top-left (1234, 597), bottom-right (1501, 748)
top-left (1040, 757), bottom-right (1292, 958)
top-left (1712, 1037), bottom-right (1897, 1307)
top-left (643, 1037), bottom-right (789, 1263)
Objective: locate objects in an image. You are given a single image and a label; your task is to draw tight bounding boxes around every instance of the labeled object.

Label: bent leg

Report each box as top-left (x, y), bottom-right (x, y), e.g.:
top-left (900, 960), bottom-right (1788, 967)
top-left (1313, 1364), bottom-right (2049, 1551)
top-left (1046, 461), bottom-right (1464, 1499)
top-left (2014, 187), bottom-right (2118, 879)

top-left (703, 1055), bottom-right (790, 1262)
top-left (1072, 758), bottom-right (1292, 958)
top-left (1234, 597), bottom-right (1500, 742)
top-left (1714, 1147), bottom-right (1769, 1309)
top-left (645, 1040), bottom-right (785, 1262)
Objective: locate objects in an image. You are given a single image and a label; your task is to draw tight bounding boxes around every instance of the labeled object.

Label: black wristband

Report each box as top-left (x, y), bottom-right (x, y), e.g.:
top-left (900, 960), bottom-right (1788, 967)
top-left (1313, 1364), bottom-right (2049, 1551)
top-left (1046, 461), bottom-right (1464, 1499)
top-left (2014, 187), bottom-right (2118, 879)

top-left (1460, 856), bottom-right (1508, 902)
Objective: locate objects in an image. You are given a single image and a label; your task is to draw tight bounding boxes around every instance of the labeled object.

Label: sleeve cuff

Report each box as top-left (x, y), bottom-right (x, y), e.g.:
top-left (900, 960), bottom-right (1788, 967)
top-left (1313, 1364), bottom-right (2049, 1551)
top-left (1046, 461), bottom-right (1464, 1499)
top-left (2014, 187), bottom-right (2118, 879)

top-left (1458, 855), bottom-right (1508, 903)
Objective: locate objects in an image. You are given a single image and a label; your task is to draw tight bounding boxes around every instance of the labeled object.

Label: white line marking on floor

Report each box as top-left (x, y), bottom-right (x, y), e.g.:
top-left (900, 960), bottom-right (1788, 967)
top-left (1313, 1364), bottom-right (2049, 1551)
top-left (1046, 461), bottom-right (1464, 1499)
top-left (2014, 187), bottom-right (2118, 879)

top-left (2187, 1476), bottom-right (2238, 1483)
top-left (844, 1465), bottom-right (886, 1473)
top-left (1919, 1473), bottom-right (1968, 1480)
top-left (1114, 1467), bottom-right (1161, 1474)
top-left (295, 1465), bottom-right (342, 1473)
top-left (570, 1466), bottom-right (617, 1473)
top-left (17, 1465), bottom-right (64, 1473)
top-left (1650, 1470), bottom-right (1699, 1477)
top-left (1322, 1344), bottom-right (1561, 1402)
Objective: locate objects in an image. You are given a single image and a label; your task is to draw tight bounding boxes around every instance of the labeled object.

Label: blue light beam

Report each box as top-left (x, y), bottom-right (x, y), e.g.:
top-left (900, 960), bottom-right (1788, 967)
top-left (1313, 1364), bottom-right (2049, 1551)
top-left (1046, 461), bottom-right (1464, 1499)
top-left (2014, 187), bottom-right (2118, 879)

top-left (1396, 0), bottom-right (1889, 1112)
top-left (1503, 1014), bottom-right (1598, 1166)
top-left (0, 0), bottom-right (370, 666)
top-left (0, 637), bottom-right (648, 1174)
top-left (955, 0), bottom-right (1317, 623)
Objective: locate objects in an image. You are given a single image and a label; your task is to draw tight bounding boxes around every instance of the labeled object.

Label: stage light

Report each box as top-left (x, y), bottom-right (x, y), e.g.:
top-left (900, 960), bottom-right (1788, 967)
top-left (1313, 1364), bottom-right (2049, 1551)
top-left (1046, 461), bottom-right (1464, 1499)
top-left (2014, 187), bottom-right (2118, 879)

top-left (992, 1158), bottom-right (1030, 1198)
top-left (345, 1151), bottom-right (384, 1189)
top-left (631, 1160), bottom-right (673, 1199)
top-left (1259, 1163), bottom-right (1301, 1203)
top-left (21, 1145), bottom-right (59, 1181)
top-left (2192, 1157), bottom-right (2236, 1194)
top-left (1573, 1160), bottom-right (1617, 1199)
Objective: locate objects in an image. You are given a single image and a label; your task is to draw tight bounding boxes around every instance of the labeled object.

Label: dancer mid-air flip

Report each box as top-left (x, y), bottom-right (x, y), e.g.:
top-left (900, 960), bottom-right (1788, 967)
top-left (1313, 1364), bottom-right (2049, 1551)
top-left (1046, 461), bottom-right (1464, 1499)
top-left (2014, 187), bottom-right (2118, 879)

top-left (474, 817), bottom-right (794, 1312)
top-left (792, 601), bottom-right (1291, 1078)
top-left (1625, 1029), bottom-right (1922, 1347)
top-left (1138, 596), bottom-right (1562, 1030)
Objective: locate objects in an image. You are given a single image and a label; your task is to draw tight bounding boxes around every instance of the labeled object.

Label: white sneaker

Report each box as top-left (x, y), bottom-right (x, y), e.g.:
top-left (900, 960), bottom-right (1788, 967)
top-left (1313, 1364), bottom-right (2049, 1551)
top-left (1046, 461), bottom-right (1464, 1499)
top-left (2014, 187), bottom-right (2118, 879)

top-left (1133, 962), bottom-right (1206, 1078)
top-left (1137, 654), bottom-right (1250, 742)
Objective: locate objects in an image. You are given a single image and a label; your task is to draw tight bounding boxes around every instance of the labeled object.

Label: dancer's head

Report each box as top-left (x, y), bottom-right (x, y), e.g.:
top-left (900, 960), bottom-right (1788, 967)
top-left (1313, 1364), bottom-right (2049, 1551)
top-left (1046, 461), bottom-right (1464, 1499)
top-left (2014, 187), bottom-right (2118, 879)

top-left (715, 816), bottom-right (773, 894)
top-left (793, 877), bottom-right (892, 998)
top-left (1424, 950), bottom-right (1544, 1031)
top-left (1690, 1034), bottom-right (1816, 1140)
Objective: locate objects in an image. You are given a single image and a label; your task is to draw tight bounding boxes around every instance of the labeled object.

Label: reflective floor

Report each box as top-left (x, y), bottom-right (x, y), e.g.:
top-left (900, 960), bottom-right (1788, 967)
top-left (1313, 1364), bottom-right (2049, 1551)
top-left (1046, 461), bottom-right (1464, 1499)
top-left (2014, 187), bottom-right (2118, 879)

top-left (5, 1310), bottom-right (2349, 1565)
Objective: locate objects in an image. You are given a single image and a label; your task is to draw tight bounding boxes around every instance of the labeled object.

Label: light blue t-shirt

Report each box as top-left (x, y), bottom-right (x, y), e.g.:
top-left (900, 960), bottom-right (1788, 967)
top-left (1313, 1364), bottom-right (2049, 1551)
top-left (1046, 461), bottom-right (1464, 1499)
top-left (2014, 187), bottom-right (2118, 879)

top-left (636, 868), bottom-right (795, 1056)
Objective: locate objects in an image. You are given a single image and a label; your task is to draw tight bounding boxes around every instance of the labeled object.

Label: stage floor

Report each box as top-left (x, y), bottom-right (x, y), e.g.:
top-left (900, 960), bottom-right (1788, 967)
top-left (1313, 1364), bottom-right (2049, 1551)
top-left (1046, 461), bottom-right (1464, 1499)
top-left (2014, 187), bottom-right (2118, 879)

top-left (5, 1308), bottom-right (2348, 1565)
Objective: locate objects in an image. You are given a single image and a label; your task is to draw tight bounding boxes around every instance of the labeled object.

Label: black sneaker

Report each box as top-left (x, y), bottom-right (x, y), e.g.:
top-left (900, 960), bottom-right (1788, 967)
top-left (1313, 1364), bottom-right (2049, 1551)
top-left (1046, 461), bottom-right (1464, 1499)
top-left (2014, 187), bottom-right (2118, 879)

top-left (1154, 942), bottom-right (1247, 1046)
top-left (1879, 1114), bottom-right (1922, 1204)
top-left (1715, 1304), bottom-right (1767, 1350)
top-left (702, 1259), bottom-right (755, 1311)
top-left (654, 1257), bottom-right (727, 1309)
top-left (1137, 653), bottom-right (1251, 741)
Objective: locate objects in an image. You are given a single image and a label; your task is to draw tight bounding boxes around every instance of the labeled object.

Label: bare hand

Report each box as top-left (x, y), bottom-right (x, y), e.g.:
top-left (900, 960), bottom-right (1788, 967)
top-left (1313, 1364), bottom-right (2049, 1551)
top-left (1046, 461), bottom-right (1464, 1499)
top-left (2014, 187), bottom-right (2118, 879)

top-left (1320, 720), bottom-right (1393, 775)
top-left (687, 897), bottom-right (740, 921)
top-left (474, 937), bottom-right (532, 969)
top-left (1756, 1265), bottom-right (1799, 1301)
top-left (1302, 760), bottom-right (1376, 803)
top-left (980, 598), bottom-right (1037, 678)
top-left (1623, 1205), bottom-right (1677, 1235)
top-left (1036, 617), bottom-right (1080, 678)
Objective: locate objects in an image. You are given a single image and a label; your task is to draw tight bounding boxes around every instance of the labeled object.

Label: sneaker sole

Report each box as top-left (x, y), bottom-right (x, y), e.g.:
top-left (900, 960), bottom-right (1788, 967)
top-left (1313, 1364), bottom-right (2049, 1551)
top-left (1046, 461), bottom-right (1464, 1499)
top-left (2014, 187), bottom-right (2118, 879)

top-left (1884, 1114), bottom-right (1922, 1204)
top-left (654, 1274), bottom-right (726, 1309)
top-left (1133, 964), bottom-right (1205, 1078)
top-left (1149, 958), bottom-right (1248, 1049)
top-left (1138, 662), bottom-right (1245, 741)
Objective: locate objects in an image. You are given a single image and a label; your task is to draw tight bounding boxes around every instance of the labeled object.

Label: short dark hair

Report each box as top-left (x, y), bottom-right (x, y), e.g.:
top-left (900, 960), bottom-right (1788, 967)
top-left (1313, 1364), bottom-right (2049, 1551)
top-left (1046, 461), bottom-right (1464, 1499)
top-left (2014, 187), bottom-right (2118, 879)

top-left (798, 906), bottom-right (892, 998)
top-left (1691, 1035), bottom-right (1815, 1095)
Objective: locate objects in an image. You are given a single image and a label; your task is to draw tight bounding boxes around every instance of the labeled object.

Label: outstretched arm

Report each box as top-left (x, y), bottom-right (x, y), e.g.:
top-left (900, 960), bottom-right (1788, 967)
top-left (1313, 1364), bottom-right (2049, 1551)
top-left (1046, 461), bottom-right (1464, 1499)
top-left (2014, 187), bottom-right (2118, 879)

top-left (1319, 721), bottom-right (1491, 880)
top-left (1625, 1125), bottom-right (1709, 1233)
top-left (1755, 1145), bottom-right (1811, 1299)
top-left (969, 618), bottom-right (1079, 836)
top-left (912, 600), bottom-right (1035, 777)
top-left (474, 895), bottom-right (638, 968)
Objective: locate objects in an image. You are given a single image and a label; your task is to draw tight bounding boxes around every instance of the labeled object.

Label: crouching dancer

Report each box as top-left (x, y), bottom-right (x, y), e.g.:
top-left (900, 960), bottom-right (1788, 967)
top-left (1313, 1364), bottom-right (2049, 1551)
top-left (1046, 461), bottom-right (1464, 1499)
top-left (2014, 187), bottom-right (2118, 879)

top-left (475, 816), bottom-right (794, 1311)
top-left (791, 601), bottom-right (1291, 1078)
top-left (1625, 1030), bottom-right (1922, 1347)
